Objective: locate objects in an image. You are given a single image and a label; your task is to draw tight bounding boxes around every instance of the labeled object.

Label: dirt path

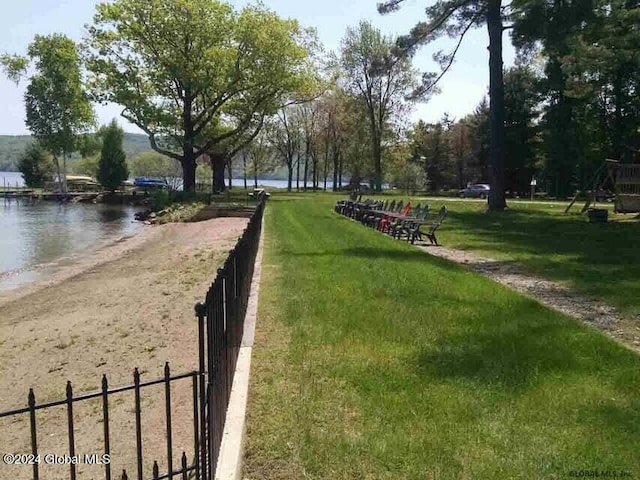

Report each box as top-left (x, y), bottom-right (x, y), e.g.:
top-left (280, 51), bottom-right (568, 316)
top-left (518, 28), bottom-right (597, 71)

top-left (417, 244), bottom-right (640, 353)
top-left (0, 217), bottom-right (248, 480)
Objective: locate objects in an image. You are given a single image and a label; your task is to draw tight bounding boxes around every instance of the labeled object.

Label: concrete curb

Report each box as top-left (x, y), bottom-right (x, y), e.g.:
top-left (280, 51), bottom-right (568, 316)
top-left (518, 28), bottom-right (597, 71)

top-left (214, 218), bottom-right (264, 480)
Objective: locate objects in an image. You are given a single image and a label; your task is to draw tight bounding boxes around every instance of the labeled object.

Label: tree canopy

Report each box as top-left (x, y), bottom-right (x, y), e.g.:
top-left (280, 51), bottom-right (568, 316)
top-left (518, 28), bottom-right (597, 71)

top-left (1, 34), bottom-right (95, 193)
top-left (97, 120), bottom-right (129, 191)
top-left (85, 0), bottom-right (320, 191)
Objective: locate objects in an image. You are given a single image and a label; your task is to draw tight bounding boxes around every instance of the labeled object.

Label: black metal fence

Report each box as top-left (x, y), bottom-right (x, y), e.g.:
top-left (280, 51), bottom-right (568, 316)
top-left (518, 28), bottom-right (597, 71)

top-left (0, 196), bottom-right (266, 480)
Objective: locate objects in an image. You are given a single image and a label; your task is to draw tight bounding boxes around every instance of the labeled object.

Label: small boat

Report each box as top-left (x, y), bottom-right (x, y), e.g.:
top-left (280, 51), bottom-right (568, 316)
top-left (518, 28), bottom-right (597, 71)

top-left (133, 177), bottom-right (169, 189)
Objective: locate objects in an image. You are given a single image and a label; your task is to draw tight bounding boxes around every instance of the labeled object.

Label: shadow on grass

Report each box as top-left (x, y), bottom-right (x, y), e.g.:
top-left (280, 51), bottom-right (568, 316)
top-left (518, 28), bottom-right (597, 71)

top-left (445, 209), bottom-right (640, 313)
top-left (417, 323), bottom-right (580, 390)
top-left (285, 246), bottom-right (465, 270)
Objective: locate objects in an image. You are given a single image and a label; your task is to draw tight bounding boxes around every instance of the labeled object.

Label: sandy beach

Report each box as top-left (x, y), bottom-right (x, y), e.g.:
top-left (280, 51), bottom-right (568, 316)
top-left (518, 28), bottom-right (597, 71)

top-left (0, 217), bottom-right (248, 479)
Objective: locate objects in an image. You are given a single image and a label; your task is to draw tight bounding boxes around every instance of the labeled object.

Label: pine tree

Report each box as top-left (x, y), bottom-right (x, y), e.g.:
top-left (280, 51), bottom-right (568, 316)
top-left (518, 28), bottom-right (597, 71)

top-left (97, 120), bottom-right (129, 192)
top-left (18, 142), bottom-right (53, 188)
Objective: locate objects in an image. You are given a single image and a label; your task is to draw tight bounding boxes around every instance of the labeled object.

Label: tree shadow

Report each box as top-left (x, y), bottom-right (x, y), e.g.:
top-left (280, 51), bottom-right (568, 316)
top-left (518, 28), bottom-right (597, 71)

top-left (445, 209), bottom-right (640, 312)
top-left (410, 302), bottom-right (615, 394)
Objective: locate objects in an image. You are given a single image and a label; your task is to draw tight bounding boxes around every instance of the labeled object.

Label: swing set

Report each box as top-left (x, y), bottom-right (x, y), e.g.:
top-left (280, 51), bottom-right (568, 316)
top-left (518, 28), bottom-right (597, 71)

top-left (565, 159), bottom-right (640, 214)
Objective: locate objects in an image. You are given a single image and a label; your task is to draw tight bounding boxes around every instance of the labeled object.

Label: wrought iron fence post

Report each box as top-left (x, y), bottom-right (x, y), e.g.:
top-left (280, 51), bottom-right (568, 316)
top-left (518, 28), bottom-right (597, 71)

top-left (28, 389), bottom-right (39, 480)
top-left (133, 368), bottom-right (143, 480)
top-left (102, 375), bottom-right (111, 480)
top-left (164, 363), bottom-right (173, 480)
top-left (66, 381), bottom-right (77, 480)
top-left (195, 302), bottom-right (208, 480)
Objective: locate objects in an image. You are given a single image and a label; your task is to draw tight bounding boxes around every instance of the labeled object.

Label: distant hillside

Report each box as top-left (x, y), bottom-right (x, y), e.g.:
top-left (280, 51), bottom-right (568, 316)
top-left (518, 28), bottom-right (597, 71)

top-left (0, 133), bottom-right (152, 171)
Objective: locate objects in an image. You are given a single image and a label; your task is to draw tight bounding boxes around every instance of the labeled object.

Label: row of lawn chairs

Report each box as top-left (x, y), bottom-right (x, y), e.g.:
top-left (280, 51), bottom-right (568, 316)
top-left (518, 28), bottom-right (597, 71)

top-left (335, 197), bottom-right (448, 245)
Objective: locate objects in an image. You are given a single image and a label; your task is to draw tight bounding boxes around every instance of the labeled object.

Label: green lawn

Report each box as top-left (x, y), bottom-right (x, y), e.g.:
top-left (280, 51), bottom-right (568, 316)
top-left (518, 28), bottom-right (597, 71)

top-left (243, 194), bottom-right (640, 479)
top-left (412, 196), bottom-right (640, 320)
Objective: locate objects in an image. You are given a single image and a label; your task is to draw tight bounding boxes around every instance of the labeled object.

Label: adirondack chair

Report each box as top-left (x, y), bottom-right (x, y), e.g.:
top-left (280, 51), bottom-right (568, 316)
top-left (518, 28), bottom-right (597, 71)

top-left (381, 202), bottom-right (411, 234)
top-left (362, 201), bottom-right (383, 226)
top-left (371, 201), bottom-right (386, 226)
top-left (393, 206), bottom-right (429, 240)
top-left (371, 199), bottom-right (395, 230)
top-left (354, 198), bottom-right (374, 220)
top-left (412, 205), bottom-right (448, 245)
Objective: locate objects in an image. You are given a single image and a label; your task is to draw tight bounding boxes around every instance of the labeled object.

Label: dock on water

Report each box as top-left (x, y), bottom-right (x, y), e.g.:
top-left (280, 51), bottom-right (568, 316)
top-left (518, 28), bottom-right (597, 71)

top-left (0, 190), bottom-right (35, 198)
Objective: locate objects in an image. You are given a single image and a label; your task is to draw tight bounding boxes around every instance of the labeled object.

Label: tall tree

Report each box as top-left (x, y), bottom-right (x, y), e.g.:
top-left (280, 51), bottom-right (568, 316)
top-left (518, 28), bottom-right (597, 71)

top-left (340, 21), bottom-right (421, 192)
top-left (511, 0), bottom-right (597, 197)
top-left (97, 120), bottom-right (129, 191)
top-left (503, 64), bottom-right (542, 194)
top-left (379, 0), bottom-right (509, 210)
top-left (273, 107), bottom-right (301, 191)
top-left (1, 34), bottom-right (95, 194)
top-left (248, 128), bottom-right (275, 189)
top-left (85, 0), bottom-right (318, 192)
top-left (18, 143), bottom-right (54, 188)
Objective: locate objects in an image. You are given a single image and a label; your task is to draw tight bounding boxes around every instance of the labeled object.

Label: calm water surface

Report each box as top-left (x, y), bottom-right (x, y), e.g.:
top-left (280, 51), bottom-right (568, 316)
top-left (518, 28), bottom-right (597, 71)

top-left (0, 190), bottom-right (143, 292)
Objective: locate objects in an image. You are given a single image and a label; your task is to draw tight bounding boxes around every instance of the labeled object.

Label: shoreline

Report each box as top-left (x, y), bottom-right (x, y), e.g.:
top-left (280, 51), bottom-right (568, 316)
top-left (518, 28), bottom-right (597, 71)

top-left (0, 225), bottom-right (151, 305)
top-left (0, 216), bottom-right (249, 480)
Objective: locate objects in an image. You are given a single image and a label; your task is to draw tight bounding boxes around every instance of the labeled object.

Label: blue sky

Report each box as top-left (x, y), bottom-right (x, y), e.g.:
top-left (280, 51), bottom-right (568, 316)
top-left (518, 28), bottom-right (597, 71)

top-left (0, 0), bottom-right (516, 135)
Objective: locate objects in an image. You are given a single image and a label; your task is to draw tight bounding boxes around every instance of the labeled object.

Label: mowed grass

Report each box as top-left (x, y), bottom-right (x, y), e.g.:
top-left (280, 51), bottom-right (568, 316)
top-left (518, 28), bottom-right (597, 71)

top-left (243, 194), bottom-right (640, 480)
top-left (413, 197), bottom-right (640, 319)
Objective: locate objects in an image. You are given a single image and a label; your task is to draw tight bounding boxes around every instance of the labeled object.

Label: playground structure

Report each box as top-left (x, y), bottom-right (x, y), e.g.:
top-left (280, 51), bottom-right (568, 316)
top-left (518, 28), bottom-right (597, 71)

top-left (613, 162), bottom-right (640, 213)
top-left (565, 159), bottom-right (640, 214)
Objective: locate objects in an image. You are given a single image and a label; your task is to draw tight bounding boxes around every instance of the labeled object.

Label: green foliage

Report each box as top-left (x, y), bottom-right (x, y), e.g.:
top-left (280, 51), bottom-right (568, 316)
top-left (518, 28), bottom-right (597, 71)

top-left (97, 120), bottom-right (129, 191)
top-left (130, 151), bottom-right (178, 178)
top-left (75, 133), bottom-right (102, 159)
top-left (0, 133), bottom-right (153, 172)
top-left (339, 21), bottom-right (419, 191)
top-left (72, 155), bottom-right (100, 177)
top-left (17, 142), bottom-right (53, 188)
top-left (150, 189), bottom-right (170, 211)
top-left (85, 0), bottom-right (319, 191)
top-left (23, 34), bottom-right (94, 159)
top-left (503, 65), bottom-right (542, 193)
top-left (1, 34), bottom-right (95, 194)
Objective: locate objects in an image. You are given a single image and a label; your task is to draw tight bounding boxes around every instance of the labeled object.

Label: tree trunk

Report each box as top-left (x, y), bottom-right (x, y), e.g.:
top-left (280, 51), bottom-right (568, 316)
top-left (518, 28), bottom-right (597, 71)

top-left (486, 0), bottom-right (507, 211)
top-left (182, 144), bottom-right (197, 193)
top-left (332, 146), bottom-right (339, 192)
top-left (253, 159), bottom-right (258, 188)
top-left (303, 155), bottom-right (309, 191)
top-left (227, 160), bottom-right (233, 190)
top-left (287, 162), bottom-right (293, 192)
top-left (296, 157), bottom-right (300, 190)
top-left (182, 92), bottom-right (197, 193)
top-left (372, 139), bottom-right (383, 193)
top-left (210, 153), bottom-right (226, 193)
top-left (243, 156), bottom-right (248, 190)
top-left (338, 153), bottom-right (343, 190)
top-left (53, 155), bottom-right (63, 194)
top-left (612, 71), bottom-right (624, 161)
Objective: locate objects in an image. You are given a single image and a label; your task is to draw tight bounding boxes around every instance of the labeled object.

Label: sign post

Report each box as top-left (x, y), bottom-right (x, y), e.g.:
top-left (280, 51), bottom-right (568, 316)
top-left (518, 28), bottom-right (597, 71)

top-left (530, 177), bottom-right (537, 201)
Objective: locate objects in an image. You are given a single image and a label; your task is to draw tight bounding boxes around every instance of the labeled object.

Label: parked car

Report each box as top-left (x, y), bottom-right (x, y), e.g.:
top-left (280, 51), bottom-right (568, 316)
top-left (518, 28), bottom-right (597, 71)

top-left (460, 183), bottom-right (491, 199)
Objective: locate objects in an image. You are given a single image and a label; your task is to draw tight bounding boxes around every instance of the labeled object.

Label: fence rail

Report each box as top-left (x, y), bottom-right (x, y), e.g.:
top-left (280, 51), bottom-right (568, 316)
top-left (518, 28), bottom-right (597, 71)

top-left (0, 195), bottom-right (266, 480)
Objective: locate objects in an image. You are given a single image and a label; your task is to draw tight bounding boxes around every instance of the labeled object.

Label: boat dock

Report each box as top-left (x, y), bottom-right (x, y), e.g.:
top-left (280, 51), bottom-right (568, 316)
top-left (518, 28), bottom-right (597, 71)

top-left (0, 190), bottom-right (35, 198)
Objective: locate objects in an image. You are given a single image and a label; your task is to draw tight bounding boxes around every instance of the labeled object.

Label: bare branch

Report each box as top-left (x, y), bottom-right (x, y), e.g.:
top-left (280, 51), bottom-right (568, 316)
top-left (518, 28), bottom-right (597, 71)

top-left (121, 110), bottom-right (183, 161)
top-left (409, 12), bottom-right (481, 99)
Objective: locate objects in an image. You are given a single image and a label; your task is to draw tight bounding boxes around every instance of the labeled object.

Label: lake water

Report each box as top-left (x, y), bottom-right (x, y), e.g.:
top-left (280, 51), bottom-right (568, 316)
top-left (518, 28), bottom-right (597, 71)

top-left (1, 171), bottom-right (350, 190)
top-left (0, 195), bottom-right (143, 292)
top-left (0, 170), bottom-right (348, 293)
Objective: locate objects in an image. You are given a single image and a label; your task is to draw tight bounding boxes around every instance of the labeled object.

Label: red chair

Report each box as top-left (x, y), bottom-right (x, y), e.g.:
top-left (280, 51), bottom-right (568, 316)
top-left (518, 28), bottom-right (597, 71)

top-left (380, 202), bottom-right (411, 233)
